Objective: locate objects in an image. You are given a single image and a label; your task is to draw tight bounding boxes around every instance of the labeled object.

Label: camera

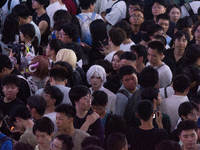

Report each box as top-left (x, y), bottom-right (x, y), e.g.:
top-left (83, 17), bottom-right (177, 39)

top-left (7, 43), bottom-right (26, 54)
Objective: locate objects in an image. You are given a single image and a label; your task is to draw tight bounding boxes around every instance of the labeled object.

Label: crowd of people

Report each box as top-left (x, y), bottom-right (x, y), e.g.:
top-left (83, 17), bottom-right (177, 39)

top-left (0, 0), bottom-right (200, 149)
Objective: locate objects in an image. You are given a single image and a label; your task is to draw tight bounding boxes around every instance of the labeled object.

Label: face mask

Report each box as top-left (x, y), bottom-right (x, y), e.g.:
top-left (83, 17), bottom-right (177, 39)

top-left (141, 32), bottom-right (150, 42)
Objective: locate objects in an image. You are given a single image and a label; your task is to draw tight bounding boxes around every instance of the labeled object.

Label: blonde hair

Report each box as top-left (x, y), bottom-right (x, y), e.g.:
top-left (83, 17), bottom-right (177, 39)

top-left (56, 49), bottom-right (77, 70)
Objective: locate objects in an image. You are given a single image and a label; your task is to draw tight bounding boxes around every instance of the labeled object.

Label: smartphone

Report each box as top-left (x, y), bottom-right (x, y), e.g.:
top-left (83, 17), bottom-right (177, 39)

top-left (3, 116), bottom-right (13, 131)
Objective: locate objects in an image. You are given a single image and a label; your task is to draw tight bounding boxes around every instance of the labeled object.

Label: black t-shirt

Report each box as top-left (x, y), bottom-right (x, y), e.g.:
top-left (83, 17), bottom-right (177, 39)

top-left (126, 127), bottom-right (168, 150)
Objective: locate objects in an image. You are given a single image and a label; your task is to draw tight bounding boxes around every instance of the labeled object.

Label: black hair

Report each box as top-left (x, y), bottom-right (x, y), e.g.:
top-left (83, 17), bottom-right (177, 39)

top-left (148, 41), bottom-right (164, 54)
top-left (92, 91), bottom-right (108, 106)
top-left (1, 13), bottom-right (19, 44)
top-left (19, 24), bottom-right (39, 55)
top-left (48, 39), bottom-right (63, 55)
top-left (63, 42), bottom-right (83, 61)
top-left (33, 117), bottom-right (54, 135)
top-left (2, 74), bottom-right (21, 87)
top-left (69, 85), bottom-right (91, 106)
top-left (152, 0), bottom-right (168, 8)
top-left (50, 66), bottom-right (69, 81)
top-left (55, 104), bottom-right (76, 119)
top-left (9, 105), bottom-right (31, 124)
top-left (27, 95), bottom-right (47, 116)
top-left (53, 10), bottom-right (71, 23)
top-left (140, 20), bottom-right (155, 32)
top-left (53, 19), bottom-right (68, 31)
top-left (198, 7), bottom-right (200, 16)
top-left (94, 59), bottom-right (112, 75)
top-left (108, 27), bottom-right (126, 46)
top-left (61, 23), bottom-right (79, 43)
top-left (191, 92), bottom-right (200, 105)
top-left (128, 0), bottom-right (144, 10)
top-left (71, 15), bottom-right (82, 39)
top-left (192, 21), bottom-right (200, 35)
top-left (107, 132), bottom-right (127, 150)
top-left (147, 24), bottom-right (164, 37)
top-left (172, 74), bottom-right (191, 93)
top-left (177, 120), bottom-right (197, 135)
top-left (82, 146), bottom-right (104, 150)
top-left (136, 100), bottom-right (153, 121)
top-left (119, 65), bottom-right (136, 80)
top-left (43, 86), bottom-right (64, 106)
top-left (104, 114), bottom-right (126, 139)
top-left (176, 16), bottom-right (193, 30)
top-left (54, 134), bottom-right (74, 150)
top-left (13, 142), bottom-right (34, 150)
top-left (139, 66), bottom-right (158, 88)
top-left (165, 4), bottom-right (181, 16)
top-left (153, 35), bottom-right (167, 46)
top-left (120, 52), bottom-right (136, 62)
top-left (0, 110), bottom-right (3, 123)
top-left (34, 0), bottom-right (49, 8)
top-left (130, 45), bottom-right (148, 64)
top-left (178, 101), bottom-right (199, 120)
top-left (184, 44), bottom-right (200, 66)
top-left (0, 54), bottom-right (13, 72)
top-left (90, 19), bottom-right (108, 48)
top-left (79, 0), bottom-right (96, 10)
top-left (81, 136), bottom-right (102, 149)
top-left (114, 20), bottom-right (132, 39)
top-left (12, 4), bottom-right (31, 19)
top-left (155, 140), bottom-right (181, 150)
top-left (141, 87), bottom-right (159, 103)
top-left (156, 13), bottom-right (170, 22)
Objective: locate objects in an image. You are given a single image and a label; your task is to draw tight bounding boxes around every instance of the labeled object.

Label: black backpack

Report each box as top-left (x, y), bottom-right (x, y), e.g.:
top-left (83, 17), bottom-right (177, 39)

top-left (184, 3), bottom-right (199, 24)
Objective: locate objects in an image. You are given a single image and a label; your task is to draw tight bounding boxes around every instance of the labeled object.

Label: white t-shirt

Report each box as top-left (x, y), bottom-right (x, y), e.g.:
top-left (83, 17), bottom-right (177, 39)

top-left (46, 1), bottom-right (68, 28)
top-left (104, 51), bottom-right (117, 63)
top-left (44, 112), bottom-right (58, 132)
top-left (180, 1), bottom-right (200, 18)
top-left (2, 0), bottom-right (19, 21)
top-left (120, 42), bottom-right (135, 52)
top-left (94, 0), bottom-right (115, 14)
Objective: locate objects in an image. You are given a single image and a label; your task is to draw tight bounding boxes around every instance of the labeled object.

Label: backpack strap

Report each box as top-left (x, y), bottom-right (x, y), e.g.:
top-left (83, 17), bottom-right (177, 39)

top-left (184, 3), bottom-right (195, 16)
top-left (76, 14), bottom-right (86, 22)
top-left (91, 12), bottom-right (96, 21)
top-left (164, 86), bottom-right (168, 98)
top-left (8, 0), bottom-right (12, 11)
top-left (117, 89), bottom-right (131, 101)
top-left (155, 63), bottom-right (165, 71)
top-left (0, 136), bottom-right (12, 149)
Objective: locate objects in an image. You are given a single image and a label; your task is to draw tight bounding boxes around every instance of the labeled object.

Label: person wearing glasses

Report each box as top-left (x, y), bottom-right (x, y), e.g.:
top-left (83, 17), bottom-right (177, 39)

top-left (69, 85), bottom-right (104, 143)
top-left (51, 134), bottom-right (74, 150)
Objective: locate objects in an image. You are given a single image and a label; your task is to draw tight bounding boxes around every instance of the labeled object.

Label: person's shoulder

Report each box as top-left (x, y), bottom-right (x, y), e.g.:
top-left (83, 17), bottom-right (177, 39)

top-left (75, 129), bottom-right (90, 137)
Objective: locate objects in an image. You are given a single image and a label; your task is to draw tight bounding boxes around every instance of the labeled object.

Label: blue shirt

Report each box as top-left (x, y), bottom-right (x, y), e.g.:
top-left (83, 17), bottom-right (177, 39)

top-left (0, 133), bottom-right (12, 150)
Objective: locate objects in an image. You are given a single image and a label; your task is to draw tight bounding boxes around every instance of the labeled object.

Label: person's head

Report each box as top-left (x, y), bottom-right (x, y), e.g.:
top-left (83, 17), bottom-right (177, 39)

top-left (86, 65), bottom-right (106, 90)
top-left (114, 20), bottom-right (132, 39)
top-left (141, 87), bottom-right (161, 106)
top-left (2, 74), bottom-right (20, 101)
top-left (55, 104), bottom-right (76, 132)
top-left (108, 27), bottom-right (126, 46)
top-left (177, 120), bottom-right (198, 150)
top-left (192, 21), bottom-right (200, 42)
top-left (107, 132), bottom-right (128, 150)
top-left (19, 23), bottom-right (39, 54)
top-left (156, 14), bottom-right (170, 33)
top-left (172, 30), bottom-right (189, 51)
top-left (46, 39), bottom-right (63, 58)
top-left (147, 41), bottom-right (164, 66)
top-left (138, 66), bottom-right (159, 88)
top-left (12, 4), bottom-right (31, 22)
top-left (155, 140), bottom-right (181, 150)
top-left (176, 16), bottom-right (193, 38)
top-left (9, 105), bottom-right (32, 131)
top-left (104, 115), bottom-right (126, 139)
top-left (32, 0), bottom-right (49, 9)
top-left (51, 134), bottom-right (74, 150)
top-left (53, 10), bottom-right (71, 24)
top-left (13, 142), bottom-right (34, 150)
top-left (1, 13), bottom-right (19, 44)
top-left (91, 91), bottom-right (108, 115)
top-left (111, 51), bottom-right (124, 72)
top-left (152, 35), bottom-right (167, 46)
top-left (28, 55), bottom-right (49, 80)
top-left (129, 9), bottom-right (144, 27)
top-left (128, 0), bottom-right (144, 16)
top-left (130, 44), bottom-right (147, 65)
top-left (165, 4), bottom-right (181, 23)
top-left (81, 136), bottom-right (102, 149)
top-left (191, 92), bottom-right (200, 111)
top-left (94, 59), bottom-right (113, 75)
top-left (173, 74), bottom-right (190, 94)
top-left (56, 49), bottom-right (77, 70)
top-left (43, 86), bottom-right (64, 107)
top-left (136, 100), bottom-right (154, 121)
top-left (120, 52), bottom-right (137, 69)
top-left (59, 23), bottom-right (79, 44)
top-left (27, 95), bottom-right (47, 120)
top-left (178, 102), bottom-right (199, 122)
top-left (184, 44), bottom-right (200, 66)
top-left (140, 20), bottom-right (155, 42)
top-left (152, 0), bottom-right (167, 17)
top-left (69, 85), bottom-right (91, 109)
top-left (147, 24), bottom-right (165, 40)
top-left (33, 117), bottom-right (54, 146)
top-left (79, 0), bottom-right (96, 11)
top-left (119, 65), bottom-right (138, 92)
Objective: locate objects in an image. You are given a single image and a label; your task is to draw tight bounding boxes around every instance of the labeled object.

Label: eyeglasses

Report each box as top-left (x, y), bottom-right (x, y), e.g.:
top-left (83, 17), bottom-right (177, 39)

top-left (51, 142), bottom-right (63, 150)
top-left (81, 95), bottom-right (94, 102)
top-left (91, 106), bottom-right (104, 111)
top-left (131, 14), bottom-right (143, 19)
top-left (188, 113), bottom-right (200, 118)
